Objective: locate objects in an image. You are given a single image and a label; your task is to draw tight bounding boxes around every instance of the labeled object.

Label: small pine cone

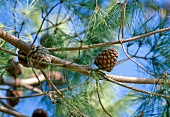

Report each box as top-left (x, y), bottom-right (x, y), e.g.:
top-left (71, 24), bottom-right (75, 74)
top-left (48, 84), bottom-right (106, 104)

top-left (32, 108), bottom-right (48, 117)
top-left (94, 48), bottom-right (118, 72)
top-left (6, 60), bottom-right (22, 79)
top-left (6, 90), bottom-right (23, 107)
top-left (18, 45), bottom-right (51, 69)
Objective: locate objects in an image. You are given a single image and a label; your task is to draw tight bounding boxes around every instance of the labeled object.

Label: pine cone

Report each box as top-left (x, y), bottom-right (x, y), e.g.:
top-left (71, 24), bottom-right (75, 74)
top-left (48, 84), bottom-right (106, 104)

top-left (18, 45), bottom-right (51, 69)
top-left (94, 48), bottom-right (118, 72)
top-left (6, 60), bottom-right (22, 79)
top-left (32, 108), bottom-right (48, 117)
top-left (6, 90), bottom-right (23, 107)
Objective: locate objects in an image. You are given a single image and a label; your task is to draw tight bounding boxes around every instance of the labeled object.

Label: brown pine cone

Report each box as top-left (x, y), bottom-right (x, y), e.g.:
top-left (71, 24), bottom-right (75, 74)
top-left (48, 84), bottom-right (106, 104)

top-left (6, 89), bottom-right (23, 107)
top-left (6, 60), bottom-right (22, 79)
top-left (32, 108), bottom-right (48, 117)
top-left (18, 45), bottom-right (51, 69)
top-left (94, 48), bottom-right (118, 72)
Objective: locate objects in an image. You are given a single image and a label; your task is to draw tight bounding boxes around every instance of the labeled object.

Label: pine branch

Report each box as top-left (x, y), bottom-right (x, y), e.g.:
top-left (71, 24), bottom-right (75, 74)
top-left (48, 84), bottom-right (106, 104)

top-left (0, 30), bottom-right (30, 54)
top-left (0, 29), bottom-right (169, 86)
top-left (119, 0), bottom-right (154, 76)
top-left (40, 69), bottom-right (62, 96)
top-left (0, 83), bottom-right (88, 100)
top-left (105, 75), bottom-right (170, 98)
top-left (96, 81), bottom-right (112, 117)
top-left (47, 27), bottom-right (170, 51)
top-left (0, 100), bottom-right (13, 111)
top-left (105, 74), bottom-right (167, 84)
top-left (0, 106), bottom-right (28, 117)
top-left (0, 93), bottom-right (44, 100)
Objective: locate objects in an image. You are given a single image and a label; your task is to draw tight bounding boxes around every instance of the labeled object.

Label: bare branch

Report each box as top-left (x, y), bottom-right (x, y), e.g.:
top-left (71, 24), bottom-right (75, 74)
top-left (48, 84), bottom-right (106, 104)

top-left (119, 0), bottom-right (154, 76)
top-left (0, 93), bottom-right (44, 100)
top-left (47, 27), bottom-right (170, 51)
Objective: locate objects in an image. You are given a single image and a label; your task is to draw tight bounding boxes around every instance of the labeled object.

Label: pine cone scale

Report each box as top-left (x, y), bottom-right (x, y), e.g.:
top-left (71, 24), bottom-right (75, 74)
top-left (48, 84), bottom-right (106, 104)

top-left (18, 45), bottom-right (51, 69)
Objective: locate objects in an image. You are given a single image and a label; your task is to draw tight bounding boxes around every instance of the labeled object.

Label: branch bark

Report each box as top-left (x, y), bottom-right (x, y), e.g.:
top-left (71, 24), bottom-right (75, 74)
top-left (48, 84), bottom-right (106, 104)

top-left (0, 29), bottom-right (168, 86)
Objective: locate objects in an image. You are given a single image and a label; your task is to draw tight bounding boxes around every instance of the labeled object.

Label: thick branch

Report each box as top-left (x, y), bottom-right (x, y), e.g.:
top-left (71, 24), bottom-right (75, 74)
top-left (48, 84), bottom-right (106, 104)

top-left (50, 55), bottom-right (90, 75)
top-left (0, 30), bottom-right (30, 54)
top-left (106, 74), bottom-right (167, 84)
top-left (0, 29), bottom-right (169, 85)
top-left (0, 106), bottom-right (28, 117)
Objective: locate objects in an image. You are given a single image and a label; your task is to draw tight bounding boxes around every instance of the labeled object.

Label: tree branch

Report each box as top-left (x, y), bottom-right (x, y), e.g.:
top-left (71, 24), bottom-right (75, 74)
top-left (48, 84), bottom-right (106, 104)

top-left (0, 106), bottom-right (28, 117)
top-left (105, 75), bottom-right (170, 98)
top-left (0, 29), bottom-right (169, 86)
top-left (0, 30), bottom-right (30, 54)
top-left (1, 74), bottom-right (45, 86)
top-left (106, 74), bottom-right (167, 84)
top-left (47, 27), bottom-right (170, 51)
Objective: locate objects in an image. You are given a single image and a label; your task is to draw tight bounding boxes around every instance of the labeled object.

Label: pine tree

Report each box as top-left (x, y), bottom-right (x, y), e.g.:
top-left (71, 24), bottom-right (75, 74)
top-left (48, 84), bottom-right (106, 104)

top-left (0, 0), bottom-right (170, 116)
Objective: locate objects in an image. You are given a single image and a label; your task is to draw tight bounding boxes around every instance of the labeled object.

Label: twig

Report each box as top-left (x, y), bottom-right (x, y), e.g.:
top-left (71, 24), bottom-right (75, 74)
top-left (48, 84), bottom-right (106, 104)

top-left (116, 56), bottom-right (131, 66)
top-left (119, 0), bottom-right (154, 76)
top-left (40, 69), bottom-right (62, 96)
top-left (0, 29), bottom-right (30, 54)
top-left (29, 61), bottom-right (44, 92)
top-left (0, 82), bottom-right (88, 100)
top-left (30, 2), bottom-right (61, 48)
top-left (0, 93), bottom-right (44, 99)
top-left (0, 100), bottom-right (13, 110)
top-left (47, 27), bottom-right (170, 51)
top-left (30, 18), bottom-right (70, 35)
top-left (12, 0), bottom-right (17, 36)
top-left (17, 22), bottom-right (25, 38)
top-left (96, 81), bottom-right (112, 117)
